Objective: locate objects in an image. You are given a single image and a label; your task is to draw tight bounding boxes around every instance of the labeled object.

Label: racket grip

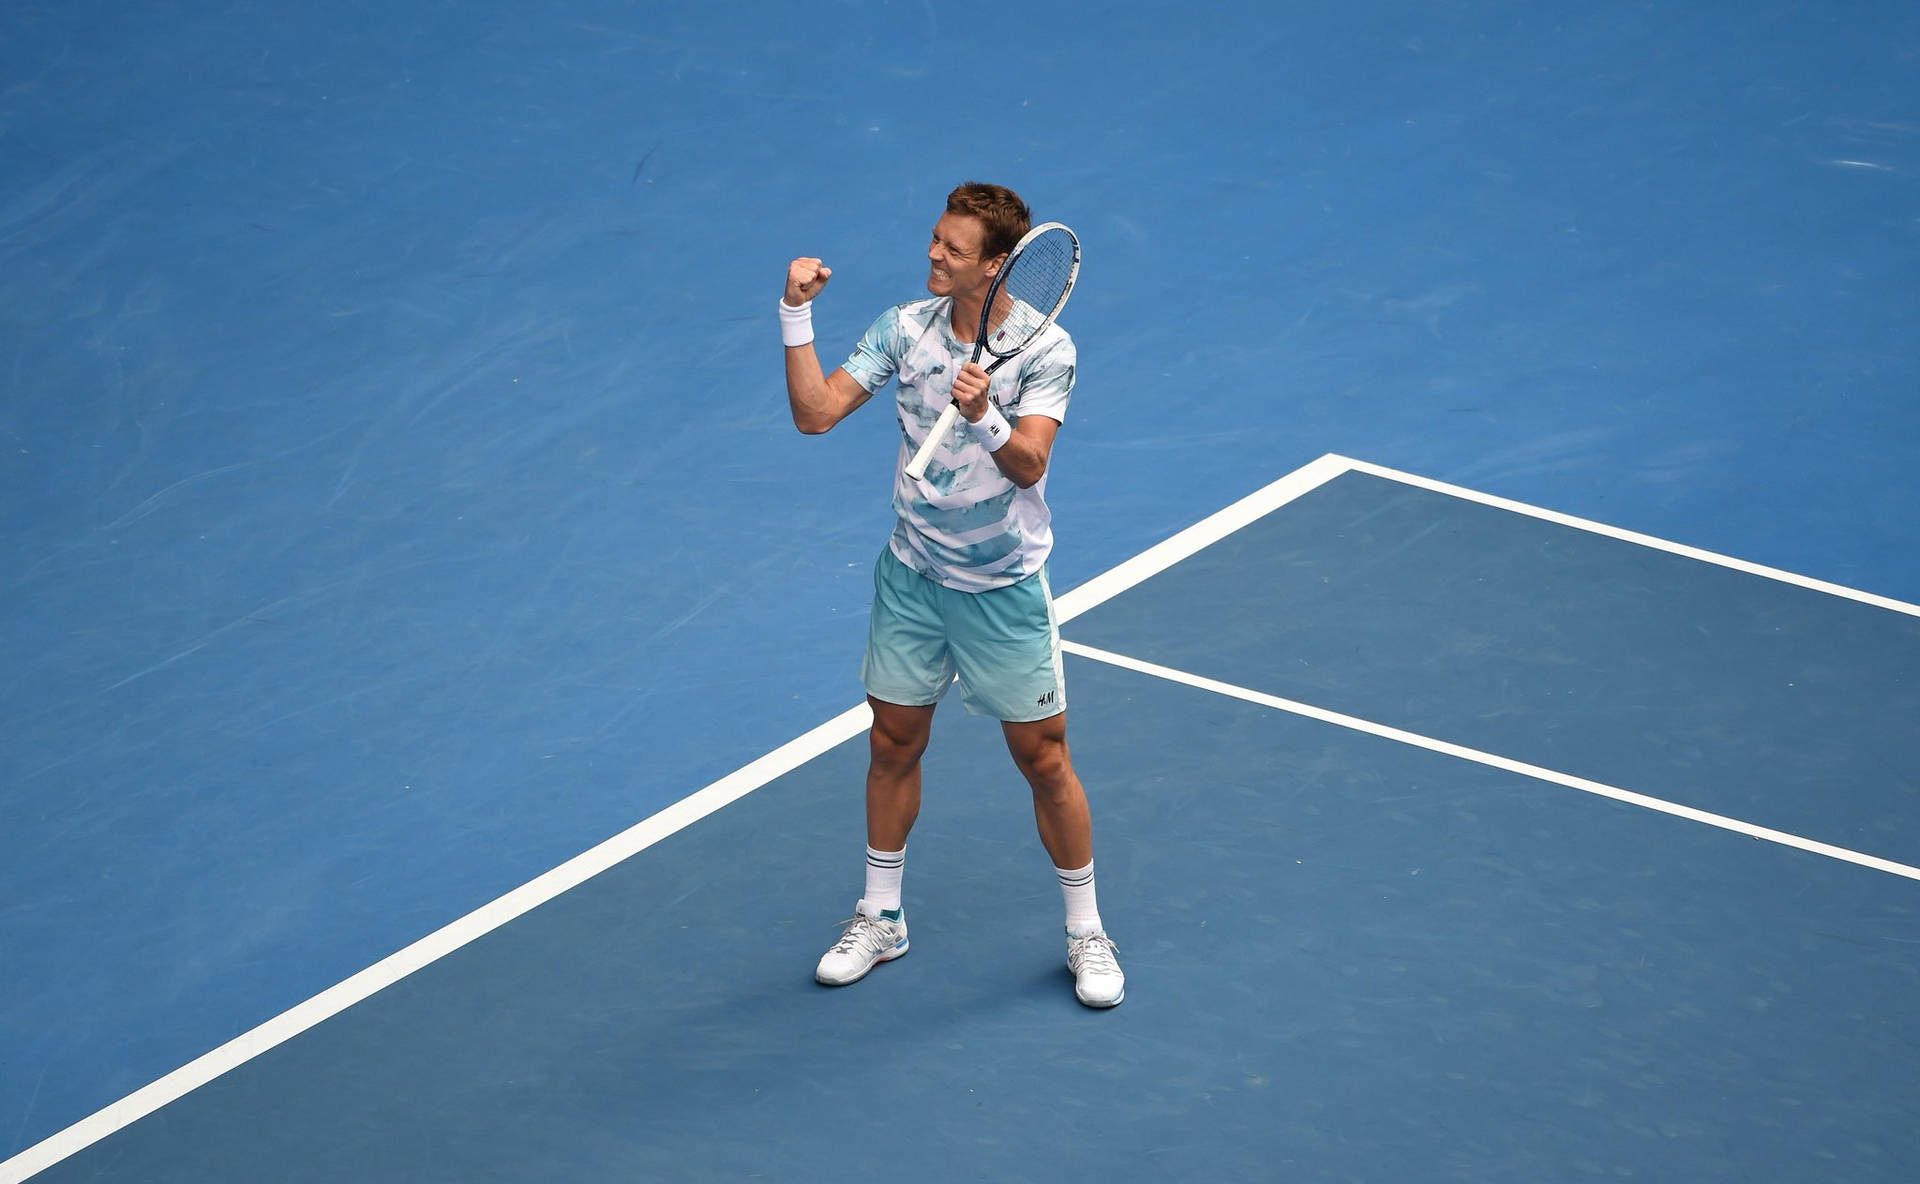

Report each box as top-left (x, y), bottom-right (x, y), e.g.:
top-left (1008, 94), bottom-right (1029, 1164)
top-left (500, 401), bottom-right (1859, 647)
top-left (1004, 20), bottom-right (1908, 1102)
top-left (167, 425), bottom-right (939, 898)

top-left (904, 402), bottom-right (962, 481)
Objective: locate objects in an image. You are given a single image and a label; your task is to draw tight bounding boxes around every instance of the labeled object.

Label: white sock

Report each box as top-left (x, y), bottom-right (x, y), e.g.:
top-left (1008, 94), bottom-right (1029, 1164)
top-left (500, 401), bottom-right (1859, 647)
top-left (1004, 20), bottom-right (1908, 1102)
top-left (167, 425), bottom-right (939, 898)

top-left (863, 845), bottom-right (906, 915)
top-left (1057, 860), bottom-right (1101, 936)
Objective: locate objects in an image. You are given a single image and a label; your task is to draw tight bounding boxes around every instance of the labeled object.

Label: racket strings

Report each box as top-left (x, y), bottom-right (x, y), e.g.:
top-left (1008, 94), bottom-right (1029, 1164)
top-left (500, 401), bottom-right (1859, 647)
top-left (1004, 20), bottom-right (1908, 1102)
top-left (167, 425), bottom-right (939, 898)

top-left (984, 229), bottom-right (1076, 357)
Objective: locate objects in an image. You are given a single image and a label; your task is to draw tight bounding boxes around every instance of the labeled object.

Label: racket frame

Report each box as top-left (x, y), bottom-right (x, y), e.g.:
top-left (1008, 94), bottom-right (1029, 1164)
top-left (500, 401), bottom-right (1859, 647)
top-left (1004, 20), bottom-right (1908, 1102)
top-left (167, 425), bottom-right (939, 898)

top-left (903, 221), bottom-right (1079, 482)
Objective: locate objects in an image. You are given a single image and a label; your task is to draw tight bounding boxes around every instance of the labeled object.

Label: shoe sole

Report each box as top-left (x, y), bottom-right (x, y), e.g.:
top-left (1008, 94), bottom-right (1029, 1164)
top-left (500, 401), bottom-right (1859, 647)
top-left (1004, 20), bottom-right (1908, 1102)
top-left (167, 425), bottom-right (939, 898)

top-left (814, 939), bottom-right (908, 986)
top-left (1076, 986), bottom-right (1124, 1009)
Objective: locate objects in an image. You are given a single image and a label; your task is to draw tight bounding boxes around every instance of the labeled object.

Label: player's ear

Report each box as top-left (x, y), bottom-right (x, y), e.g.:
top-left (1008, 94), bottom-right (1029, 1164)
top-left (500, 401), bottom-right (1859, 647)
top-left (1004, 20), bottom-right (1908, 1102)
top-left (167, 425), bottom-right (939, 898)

top-left (986, 252), bottom-right (1008, 277)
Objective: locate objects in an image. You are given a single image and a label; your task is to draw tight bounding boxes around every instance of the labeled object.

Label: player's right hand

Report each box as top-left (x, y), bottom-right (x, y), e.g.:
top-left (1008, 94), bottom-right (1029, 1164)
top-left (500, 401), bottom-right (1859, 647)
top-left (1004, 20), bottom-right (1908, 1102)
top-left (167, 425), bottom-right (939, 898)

top-left (786, 257), bottom-right (832, 305)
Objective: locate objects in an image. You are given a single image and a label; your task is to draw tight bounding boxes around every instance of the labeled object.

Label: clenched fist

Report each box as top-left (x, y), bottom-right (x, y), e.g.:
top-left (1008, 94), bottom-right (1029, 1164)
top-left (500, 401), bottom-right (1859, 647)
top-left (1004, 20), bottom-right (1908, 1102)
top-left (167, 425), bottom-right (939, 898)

top-left (785, 257), bottom-right (832, 305)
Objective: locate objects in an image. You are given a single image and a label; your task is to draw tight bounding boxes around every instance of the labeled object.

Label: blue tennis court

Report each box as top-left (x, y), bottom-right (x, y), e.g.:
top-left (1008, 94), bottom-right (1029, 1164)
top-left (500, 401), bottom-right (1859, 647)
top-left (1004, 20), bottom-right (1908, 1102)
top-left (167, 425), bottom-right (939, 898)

top-left (11, 457), bottom-right (1920, 1180)
top-left (4, 1), bottom-right (1917, 1180)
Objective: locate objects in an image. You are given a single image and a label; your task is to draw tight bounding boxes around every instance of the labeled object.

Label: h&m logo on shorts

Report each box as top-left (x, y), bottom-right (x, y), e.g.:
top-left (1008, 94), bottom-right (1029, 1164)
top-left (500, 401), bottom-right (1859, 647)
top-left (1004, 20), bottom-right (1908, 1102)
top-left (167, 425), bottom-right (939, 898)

top-left (1036, 690), bottom-right (1057, 707)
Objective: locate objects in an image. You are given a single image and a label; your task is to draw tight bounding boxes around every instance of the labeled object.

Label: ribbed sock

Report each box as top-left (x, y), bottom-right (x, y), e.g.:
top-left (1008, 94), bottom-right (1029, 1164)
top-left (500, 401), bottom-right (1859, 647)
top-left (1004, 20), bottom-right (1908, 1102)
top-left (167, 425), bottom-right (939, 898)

top-left (1057, 860), bottom-right (1101, 936)
top-left (863, 845), bottom-right (906, 914)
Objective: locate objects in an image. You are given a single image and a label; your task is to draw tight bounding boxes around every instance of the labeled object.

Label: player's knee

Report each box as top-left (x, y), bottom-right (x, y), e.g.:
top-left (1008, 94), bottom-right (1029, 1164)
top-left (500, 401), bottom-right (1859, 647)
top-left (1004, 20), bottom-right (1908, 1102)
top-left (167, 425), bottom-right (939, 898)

top-left (1013, 736), bottom-right (1072, 789)
top-left (869, 717), bottom-right (931, 769)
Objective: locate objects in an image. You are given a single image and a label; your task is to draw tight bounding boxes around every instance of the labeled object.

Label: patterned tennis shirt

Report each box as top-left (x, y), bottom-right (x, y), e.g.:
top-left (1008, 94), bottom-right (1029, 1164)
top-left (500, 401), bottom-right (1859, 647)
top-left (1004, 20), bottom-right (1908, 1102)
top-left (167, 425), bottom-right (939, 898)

top-left (842, 296), bottom-right (1077, 593)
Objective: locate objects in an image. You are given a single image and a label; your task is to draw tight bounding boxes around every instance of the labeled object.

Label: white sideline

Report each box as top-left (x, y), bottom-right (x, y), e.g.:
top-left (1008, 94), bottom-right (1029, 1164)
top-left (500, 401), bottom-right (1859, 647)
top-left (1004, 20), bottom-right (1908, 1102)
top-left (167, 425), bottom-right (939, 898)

top-left (1337, 456), bottom-right (1920, 619)
top-left (1053, 453), bottom-right (1352, 622)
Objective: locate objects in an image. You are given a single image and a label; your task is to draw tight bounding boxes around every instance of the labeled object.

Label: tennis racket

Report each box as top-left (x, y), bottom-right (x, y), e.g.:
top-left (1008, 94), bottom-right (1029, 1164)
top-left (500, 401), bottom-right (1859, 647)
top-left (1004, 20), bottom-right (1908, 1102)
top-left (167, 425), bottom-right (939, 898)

top-left (903, 221), bottom-right (1080, 481)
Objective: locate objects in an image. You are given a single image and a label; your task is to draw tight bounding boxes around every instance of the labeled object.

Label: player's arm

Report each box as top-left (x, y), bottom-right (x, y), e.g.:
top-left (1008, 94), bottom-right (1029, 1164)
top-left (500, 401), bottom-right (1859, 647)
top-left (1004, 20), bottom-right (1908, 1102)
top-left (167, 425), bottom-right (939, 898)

top-left (950, 362), bottom-right (1057, 488)
top-left (782, 257), bottom-right (875, 434)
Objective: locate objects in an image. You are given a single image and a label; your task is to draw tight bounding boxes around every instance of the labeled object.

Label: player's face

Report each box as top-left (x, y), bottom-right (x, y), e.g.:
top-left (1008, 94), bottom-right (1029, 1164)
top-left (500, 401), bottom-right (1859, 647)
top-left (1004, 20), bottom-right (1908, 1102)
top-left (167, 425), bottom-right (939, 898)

top-left (927, 213), bottom-right (1002, 301)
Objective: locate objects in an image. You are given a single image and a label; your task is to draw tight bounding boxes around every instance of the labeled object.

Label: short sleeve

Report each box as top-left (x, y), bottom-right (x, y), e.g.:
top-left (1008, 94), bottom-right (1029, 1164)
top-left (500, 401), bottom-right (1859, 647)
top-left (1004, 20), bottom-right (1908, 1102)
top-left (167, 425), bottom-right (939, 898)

top-left (842, 307), bottom-right (904, 394)
top-left (1012, 331), bottom-right (1076, 424)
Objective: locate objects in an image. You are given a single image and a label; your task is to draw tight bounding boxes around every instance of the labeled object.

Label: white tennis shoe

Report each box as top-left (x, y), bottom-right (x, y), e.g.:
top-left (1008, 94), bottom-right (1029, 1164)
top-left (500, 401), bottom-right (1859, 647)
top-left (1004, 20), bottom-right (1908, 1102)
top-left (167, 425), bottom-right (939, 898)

top-left (1067, 930), bottom-right (1125, 1008)
top-left (815, 901), bottom-right (909, 986)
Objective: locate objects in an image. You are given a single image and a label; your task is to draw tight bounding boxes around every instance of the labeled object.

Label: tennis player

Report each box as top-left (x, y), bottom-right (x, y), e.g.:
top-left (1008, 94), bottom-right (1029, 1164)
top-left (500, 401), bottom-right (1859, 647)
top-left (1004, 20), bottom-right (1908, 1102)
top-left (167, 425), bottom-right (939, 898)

top-left (779, 182), bottom-right (1124, 1008)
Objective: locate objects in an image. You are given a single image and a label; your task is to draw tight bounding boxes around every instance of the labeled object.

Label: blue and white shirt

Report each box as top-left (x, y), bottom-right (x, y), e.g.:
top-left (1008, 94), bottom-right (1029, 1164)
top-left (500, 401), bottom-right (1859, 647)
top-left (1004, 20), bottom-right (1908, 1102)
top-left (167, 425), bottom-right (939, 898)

top-left (843, 296), bottom-right (1076, 593)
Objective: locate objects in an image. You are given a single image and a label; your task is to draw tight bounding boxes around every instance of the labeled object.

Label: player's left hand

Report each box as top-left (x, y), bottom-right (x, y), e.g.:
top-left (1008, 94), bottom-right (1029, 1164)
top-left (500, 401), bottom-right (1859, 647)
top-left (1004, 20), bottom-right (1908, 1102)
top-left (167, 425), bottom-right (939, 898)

top-left (953, 362), bottom-right (992, 423)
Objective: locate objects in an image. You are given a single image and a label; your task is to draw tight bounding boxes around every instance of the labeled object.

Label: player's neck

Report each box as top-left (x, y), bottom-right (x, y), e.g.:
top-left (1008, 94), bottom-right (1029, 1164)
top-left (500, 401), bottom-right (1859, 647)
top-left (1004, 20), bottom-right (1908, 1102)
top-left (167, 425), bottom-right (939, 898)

top-left (940, 291), bottom-right (990, 345)
top-left (947, 292), bottom-right (985, 343)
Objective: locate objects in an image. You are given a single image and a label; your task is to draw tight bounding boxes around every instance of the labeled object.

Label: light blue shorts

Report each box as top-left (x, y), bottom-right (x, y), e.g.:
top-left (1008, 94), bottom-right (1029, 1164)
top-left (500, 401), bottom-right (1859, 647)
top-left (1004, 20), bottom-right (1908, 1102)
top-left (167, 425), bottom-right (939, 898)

top-left (861, 548), bottom-right (1066, 723)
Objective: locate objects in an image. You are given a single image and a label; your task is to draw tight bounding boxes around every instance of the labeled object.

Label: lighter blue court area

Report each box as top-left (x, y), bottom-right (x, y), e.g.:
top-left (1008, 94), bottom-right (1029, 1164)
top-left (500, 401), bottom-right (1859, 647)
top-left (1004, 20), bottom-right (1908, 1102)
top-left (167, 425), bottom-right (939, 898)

top-left (3, 0), bottom-right (1919, 1179)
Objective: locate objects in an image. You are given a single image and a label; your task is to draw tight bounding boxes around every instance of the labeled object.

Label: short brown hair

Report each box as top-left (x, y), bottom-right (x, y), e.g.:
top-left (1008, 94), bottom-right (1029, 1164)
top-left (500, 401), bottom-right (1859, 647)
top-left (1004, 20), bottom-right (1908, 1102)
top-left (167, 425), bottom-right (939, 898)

top-left (945, 182), bottom-right (1031, 261)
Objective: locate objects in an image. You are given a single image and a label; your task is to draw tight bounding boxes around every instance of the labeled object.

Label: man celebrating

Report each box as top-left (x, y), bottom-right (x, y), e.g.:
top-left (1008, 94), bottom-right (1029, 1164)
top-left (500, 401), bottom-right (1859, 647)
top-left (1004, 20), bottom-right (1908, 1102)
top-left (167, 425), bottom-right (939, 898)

top-left (779, 181), bottom-right (1123, 1008)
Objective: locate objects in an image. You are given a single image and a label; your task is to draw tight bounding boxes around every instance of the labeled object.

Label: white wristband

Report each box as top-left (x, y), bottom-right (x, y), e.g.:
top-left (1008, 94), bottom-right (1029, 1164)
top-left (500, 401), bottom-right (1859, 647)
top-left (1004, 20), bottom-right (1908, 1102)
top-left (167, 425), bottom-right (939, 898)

top-left (779, 298), bottom-right (814, 347)
top-left (966, 402), bottom-right (1013, 451)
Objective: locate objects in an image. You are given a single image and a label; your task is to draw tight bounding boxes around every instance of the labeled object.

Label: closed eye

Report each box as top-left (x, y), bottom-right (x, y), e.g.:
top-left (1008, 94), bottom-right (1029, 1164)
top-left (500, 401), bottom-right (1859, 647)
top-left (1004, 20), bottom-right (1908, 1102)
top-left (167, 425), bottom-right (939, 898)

top-left (930, 232), bottom-right (972, 260)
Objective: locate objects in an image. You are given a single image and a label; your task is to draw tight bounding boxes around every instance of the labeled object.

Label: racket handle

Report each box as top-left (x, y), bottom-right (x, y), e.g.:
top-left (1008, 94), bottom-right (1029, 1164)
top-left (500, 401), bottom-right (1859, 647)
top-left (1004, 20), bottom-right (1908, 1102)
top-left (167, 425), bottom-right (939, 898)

top-left (904, 402), bottom-right (962, 481)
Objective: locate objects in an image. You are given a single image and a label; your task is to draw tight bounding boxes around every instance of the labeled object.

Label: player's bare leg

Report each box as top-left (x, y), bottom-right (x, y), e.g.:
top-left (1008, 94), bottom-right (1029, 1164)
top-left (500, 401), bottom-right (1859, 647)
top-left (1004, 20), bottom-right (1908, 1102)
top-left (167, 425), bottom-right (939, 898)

top-left (813, 697), bottom-right (931, 987)
top-left (1002, 711), bottom-right (1092, 869)
top-left (866, 696), bottom-right (933, 851)
top-left (1003, 711), bottom-right (1124, 1008)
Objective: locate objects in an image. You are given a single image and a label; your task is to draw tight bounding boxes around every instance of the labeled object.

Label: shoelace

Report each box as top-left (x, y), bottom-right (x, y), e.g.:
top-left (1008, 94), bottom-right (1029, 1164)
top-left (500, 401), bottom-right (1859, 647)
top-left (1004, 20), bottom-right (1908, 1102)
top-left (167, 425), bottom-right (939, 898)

top-left (1069, 933), bottom-right (1120, 975)
top-left (829, 915), bottom-right (893, 955)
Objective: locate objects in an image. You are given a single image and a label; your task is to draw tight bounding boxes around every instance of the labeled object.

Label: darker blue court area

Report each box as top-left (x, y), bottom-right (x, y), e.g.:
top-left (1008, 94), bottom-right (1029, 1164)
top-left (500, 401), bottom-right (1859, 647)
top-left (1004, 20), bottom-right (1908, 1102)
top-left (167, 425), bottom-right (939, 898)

top-left (4, 0), bottom-right (1917, 1177)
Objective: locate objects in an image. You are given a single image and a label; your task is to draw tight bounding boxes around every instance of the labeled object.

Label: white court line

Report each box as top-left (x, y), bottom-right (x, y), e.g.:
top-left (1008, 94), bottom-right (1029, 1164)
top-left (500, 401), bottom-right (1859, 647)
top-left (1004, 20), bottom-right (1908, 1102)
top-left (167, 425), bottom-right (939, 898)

top-left (1063, 640), bottom-right (1920, 884)
top-left (1336, 455), bottom-right (1920, 619)
top-left (8, 451), bottom-right (1913, 1181)
top-left (1054, 453), bottom-right (1353, 623)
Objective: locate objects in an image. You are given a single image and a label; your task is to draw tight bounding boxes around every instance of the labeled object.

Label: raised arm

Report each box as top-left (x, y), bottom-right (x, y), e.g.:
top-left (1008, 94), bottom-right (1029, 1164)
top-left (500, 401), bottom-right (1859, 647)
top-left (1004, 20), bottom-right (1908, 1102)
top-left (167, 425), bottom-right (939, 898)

top-left (783, 257), bottom-right (875, 434)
